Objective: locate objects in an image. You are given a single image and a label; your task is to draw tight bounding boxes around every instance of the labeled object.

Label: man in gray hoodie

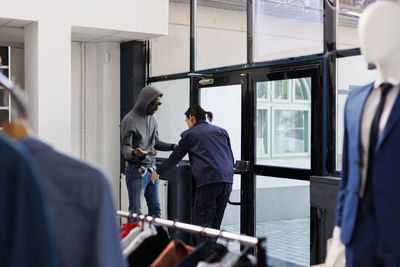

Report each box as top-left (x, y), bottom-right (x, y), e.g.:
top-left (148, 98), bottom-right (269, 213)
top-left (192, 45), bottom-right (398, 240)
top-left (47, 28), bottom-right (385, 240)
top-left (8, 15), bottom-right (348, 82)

top-left (120, 86), bottom-right (176, 219)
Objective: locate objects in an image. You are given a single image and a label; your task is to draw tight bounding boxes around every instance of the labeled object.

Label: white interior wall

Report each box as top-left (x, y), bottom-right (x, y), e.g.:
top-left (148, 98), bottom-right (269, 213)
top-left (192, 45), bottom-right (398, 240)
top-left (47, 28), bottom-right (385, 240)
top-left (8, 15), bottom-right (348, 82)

top-left (0, 0), bottom-right (168, 153)
top-left (100, 42), bottom-right (120, 202)
top-left (10, 47), bottom-right (24, 88)
top-left (71, 41), bottom-right (120, 203)
top-left (71, 42), bottom-right (81, 158)
top-left (85, 44), bottom-right (101, 164)
top-left (0, 0), bottom-right (168, 36)
top-left (37, 21), bottom-right (72, 152)
top-left (24, 22), bottom-right (39, 134)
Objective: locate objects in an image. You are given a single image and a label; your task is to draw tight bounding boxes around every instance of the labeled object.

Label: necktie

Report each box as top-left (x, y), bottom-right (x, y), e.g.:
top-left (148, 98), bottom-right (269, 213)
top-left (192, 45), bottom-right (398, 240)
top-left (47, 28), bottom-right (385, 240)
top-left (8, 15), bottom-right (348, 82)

top-left (361, 82), bottom-right (393, 213)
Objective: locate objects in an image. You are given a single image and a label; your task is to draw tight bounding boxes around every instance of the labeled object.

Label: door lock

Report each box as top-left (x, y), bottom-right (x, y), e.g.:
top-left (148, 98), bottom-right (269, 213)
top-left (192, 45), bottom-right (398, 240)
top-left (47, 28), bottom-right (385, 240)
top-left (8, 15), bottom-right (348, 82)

top-left (234, 160), bottom-right (252, 174)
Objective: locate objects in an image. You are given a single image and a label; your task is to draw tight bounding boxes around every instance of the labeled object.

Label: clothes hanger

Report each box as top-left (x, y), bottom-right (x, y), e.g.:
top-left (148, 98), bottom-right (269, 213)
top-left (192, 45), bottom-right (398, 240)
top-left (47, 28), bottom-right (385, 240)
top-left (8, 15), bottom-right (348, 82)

top-left (171, 219), bottom-right (180, 249)
top-left (149, 215), bottom-right (156, 230)
top-left (2, 119), bottom-right (29, 139)
top-left (139, 214), bottom-right (145, 232)
top-left (239, 244), bottom-right (250, 255)
top-left (0, 72), bottom-right (29, 140)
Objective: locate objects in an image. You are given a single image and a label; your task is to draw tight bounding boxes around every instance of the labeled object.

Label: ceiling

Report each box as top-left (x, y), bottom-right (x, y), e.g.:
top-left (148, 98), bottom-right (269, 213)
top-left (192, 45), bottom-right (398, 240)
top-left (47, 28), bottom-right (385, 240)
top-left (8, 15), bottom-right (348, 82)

top-left (71, 26), bottom-right (158, 43)
top-left (0, 18), bottom-right (30, 48)
top-left (0, 18), bottom-right (156, 48)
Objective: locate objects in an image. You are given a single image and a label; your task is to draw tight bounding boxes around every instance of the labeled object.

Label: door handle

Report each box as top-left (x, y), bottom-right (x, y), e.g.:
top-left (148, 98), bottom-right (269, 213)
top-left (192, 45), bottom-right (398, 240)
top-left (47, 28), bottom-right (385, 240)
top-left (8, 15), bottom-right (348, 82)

top-left (229, 160), bottom-right (253, 206)
top-left (228, 199), bottom-right (241, 206)
top-left (234, 160), bottom-right (252, 174)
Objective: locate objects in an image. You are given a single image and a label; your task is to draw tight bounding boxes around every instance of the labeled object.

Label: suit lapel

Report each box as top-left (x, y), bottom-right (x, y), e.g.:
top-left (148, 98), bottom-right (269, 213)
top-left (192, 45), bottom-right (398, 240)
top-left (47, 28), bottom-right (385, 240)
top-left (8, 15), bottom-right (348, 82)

top-left (347, 83), bottom-right (374, 158)
top-left (377, 89), bottom-right (400, 150)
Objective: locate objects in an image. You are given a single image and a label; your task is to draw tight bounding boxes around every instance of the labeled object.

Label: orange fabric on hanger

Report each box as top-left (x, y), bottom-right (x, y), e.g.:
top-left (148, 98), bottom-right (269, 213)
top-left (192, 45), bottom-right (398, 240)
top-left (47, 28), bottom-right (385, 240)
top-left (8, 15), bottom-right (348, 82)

top-left (150, 240), bottom-right (195, 267)
top-left (2, 120), bottom-right (29, 140)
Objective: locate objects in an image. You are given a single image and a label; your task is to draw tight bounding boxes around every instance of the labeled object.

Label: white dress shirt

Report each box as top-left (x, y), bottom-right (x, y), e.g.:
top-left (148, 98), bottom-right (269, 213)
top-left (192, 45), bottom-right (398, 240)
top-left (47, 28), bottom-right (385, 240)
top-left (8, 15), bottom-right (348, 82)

top-left (359, 83), bottom-right (399, 197)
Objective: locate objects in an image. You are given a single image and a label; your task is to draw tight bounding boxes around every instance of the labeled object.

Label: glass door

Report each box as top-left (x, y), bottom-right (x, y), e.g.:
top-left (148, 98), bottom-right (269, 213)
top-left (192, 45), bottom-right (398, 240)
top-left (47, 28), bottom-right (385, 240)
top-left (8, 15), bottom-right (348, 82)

top-left (255, 75), bottom-right (311, 267)
top-left (195, 73), bottom-right (247, 252)
top-left (252, 64), bottom-right (323, 267)
top-left (193, 61), bottom-right (322, 265)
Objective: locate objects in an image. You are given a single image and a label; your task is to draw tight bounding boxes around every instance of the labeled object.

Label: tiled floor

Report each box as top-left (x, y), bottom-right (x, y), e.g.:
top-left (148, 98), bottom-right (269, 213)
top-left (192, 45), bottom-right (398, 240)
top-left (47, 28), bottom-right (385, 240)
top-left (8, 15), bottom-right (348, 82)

top-left (220, 217), bottom-right (310, 267)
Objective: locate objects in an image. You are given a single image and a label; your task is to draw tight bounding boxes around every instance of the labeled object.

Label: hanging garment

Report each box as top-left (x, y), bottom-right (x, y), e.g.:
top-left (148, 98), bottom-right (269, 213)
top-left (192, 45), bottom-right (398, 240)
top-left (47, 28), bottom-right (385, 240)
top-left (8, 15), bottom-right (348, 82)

top-left (20, 137), bottom-right (125, 267)
top-left (121, 222), bottom-right (141, 238)
top-left (230, 254), bottom-right (257, 267)
top-left (150, 240), bottom-right (195, 267)
top-left (123, 224), bottom-right (157, 257)
top-left (176, 241), bottom-right (228, 267)
top-left (197, 251), bottom-right (257, 267)
top-left (0, 135), bottom-right (60, 267)
top-left (121, 226), bottom-right (143, 251)
top-left (127, 226), bottom-right (171, 267)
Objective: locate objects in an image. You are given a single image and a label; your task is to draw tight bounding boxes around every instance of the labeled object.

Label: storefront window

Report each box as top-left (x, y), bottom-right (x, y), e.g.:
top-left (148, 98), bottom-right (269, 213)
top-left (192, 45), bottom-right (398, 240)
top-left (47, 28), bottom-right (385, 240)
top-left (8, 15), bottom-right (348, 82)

top-left (256, 77), bottom-right (311, 169)
top-left (254, 0), bottom-right (323, 62)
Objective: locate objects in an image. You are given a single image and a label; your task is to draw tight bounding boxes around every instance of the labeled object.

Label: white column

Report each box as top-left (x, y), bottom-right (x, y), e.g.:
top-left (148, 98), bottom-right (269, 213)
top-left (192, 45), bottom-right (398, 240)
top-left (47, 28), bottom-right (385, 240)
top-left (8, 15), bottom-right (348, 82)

top-left (25, 22), bottom-right (39, 134)
top-left (28, 21), bottom-right (71, 153)
top-left (83, 42), bottom-right (121, 203)
top-left (101, 42), bottom-right (121, 203)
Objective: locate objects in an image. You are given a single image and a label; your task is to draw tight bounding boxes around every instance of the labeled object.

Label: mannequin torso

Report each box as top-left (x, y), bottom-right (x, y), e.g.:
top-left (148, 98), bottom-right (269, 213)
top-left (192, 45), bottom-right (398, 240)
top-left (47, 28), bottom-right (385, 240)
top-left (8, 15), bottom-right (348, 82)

top-left (328, 2), bottom-right (400, 266)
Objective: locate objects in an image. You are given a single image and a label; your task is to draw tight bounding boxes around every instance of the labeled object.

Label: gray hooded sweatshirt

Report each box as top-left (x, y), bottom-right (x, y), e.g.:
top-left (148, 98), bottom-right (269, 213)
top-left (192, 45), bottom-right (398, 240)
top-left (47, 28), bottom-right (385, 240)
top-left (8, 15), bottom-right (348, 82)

top-left (120, 86), bottom-right (174, 168)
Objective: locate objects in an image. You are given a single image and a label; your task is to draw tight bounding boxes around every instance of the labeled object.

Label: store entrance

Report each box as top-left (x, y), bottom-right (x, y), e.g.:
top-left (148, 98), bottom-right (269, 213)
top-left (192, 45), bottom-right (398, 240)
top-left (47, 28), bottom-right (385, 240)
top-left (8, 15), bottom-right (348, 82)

top-left (194, 72), bottom-right (251, 252)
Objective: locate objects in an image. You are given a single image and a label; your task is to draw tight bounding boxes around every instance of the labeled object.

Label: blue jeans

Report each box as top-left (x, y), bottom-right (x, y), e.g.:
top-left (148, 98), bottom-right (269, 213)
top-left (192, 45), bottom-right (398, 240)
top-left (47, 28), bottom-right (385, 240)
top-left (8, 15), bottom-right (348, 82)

top-left (125, 165), bottom-right (161, 221)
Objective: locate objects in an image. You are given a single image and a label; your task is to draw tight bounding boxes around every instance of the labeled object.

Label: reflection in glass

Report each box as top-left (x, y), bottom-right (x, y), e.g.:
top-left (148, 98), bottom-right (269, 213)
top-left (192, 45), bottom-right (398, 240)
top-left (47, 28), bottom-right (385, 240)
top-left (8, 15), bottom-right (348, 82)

top-left (150, 0), bottom-right (190, 76)
top-left (294, 78), bottom-right (311, 101)
top-left (257, 81), bottom-right (269, 99)
top-left (273, 80), bottom-right (289, 100)
top-left (255, 176), bottom-right (310, 266)
top-left (257, 109), bottom-right (269, 156)
top-left (197, 0), bottom-right (246, 70)
top-left (256, 77), bottom-right (311, 169)
top-left (336, 56), bottom-right (376, 170)
top-left (254, 0), bottom-right (323, 62)
top-left (0, 89), bottom-right (9, 106)
top-left (0, 69), bottom-right (9, 77)
top-left (274, 110), bottom-right (308, 154)
top-left (337, 0), bottom-right (400, 49)
top-left (0, 109), bottom-right (9, 124)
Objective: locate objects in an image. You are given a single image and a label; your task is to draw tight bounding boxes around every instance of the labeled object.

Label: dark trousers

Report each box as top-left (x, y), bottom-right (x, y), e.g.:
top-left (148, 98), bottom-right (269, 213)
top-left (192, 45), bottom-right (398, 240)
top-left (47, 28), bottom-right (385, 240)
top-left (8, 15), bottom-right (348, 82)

top-left (346, 207), bottom-right (400, 267)
top-left (192, 182), bottom-right (232, 245)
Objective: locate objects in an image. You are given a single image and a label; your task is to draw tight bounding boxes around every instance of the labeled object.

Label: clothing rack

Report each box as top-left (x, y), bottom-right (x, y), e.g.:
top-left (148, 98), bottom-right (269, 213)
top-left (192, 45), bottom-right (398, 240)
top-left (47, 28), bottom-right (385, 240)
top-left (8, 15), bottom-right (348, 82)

top-left (116, 210), bottom-right (267, 266)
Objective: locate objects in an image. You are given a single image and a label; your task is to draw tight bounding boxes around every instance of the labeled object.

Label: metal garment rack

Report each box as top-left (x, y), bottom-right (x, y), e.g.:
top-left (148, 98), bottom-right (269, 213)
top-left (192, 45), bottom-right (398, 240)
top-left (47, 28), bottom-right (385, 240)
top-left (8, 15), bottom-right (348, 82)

top-left (116, 210), bottom-right (267, 266)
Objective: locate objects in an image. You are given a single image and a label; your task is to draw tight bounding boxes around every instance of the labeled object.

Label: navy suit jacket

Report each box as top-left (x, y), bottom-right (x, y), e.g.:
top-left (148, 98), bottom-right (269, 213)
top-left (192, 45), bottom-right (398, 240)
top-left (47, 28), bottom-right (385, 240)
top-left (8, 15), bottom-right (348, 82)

top-left (157, 120), bottom-right (234, 188)
top-left (335, 82), bottom-right (400, 254)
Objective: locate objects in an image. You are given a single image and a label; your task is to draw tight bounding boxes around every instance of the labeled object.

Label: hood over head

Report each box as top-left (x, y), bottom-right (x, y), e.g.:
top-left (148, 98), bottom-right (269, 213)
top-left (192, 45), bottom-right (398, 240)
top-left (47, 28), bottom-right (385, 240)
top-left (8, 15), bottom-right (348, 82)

top-left (133, 86), bottom-right (163, 115)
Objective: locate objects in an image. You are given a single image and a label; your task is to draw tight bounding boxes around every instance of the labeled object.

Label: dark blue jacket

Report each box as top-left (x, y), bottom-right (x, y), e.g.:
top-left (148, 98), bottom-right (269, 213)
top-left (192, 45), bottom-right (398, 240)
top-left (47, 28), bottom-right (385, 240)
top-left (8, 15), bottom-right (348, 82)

top-left (20, 137), bottom-right (126, 267)
top-left (157, 120), bottom-right (234, 188)
top-left (0, 135), bottom-right (59, 267)
top-left (336, 82), bottom-right (400, 256)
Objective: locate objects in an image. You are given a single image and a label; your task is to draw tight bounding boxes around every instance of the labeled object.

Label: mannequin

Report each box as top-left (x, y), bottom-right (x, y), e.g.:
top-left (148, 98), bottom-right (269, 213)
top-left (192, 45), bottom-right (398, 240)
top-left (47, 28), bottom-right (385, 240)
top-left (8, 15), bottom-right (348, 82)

top-left (359, 1), bottom-right (400, 86)
top-left (326, 2), bottom-right (400, 267)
